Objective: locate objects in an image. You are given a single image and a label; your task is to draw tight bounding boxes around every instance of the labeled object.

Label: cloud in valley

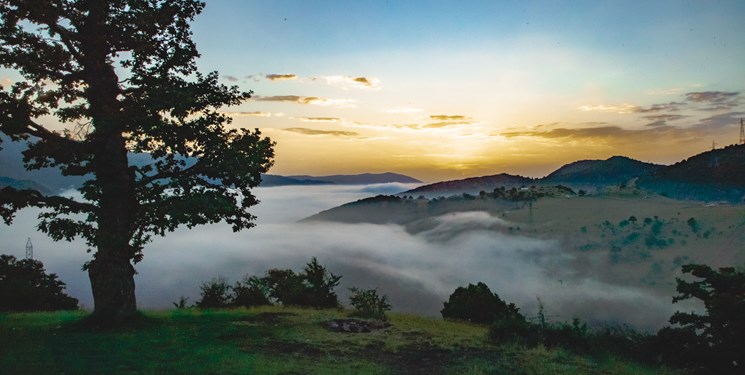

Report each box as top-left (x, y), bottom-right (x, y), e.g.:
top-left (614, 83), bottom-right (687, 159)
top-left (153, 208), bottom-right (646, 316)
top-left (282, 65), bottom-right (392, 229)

top-left (282, 127), bottom-right (359, 137)
top-left (0, 186), bottom-right (681, 331)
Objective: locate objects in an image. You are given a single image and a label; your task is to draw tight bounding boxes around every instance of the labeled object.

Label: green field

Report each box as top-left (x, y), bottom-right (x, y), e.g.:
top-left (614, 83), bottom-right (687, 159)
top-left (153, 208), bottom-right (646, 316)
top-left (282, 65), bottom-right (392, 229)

top-left (0, 307), bottom-right (678, 374)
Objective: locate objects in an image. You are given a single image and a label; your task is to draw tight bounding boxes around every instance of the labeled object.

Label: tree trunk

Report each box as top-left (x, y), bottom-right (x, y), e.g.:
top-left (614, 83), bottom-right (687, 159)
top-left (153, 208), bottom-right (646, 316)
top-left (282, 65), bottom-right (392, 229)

top-left (80, 1), bottom-right (140, 325)
top-left (87, 255), bottom-right (136, 324)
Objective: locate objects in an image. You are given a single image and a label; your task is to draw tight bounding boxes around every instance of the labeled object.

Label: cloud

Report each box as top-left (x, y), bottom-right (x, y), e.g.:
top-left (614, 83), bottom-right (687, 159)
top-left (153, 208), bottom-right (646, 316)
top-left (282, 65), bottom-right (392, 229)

top-left (265, 73), bottom-right (298, 81)
top-left (685, 91), bottom-right (741, 111)
top-left (430, 115), bottom-right (467, 121)
top-left (692, 111), bottom-right (745, 131)
top-left (381, 107), bottom-right (424, 114)
top-left (642, 114), bottom-right (687, 127)
top-left (222, 75), bottom-right (239, 82)
top-left (633, 102), bottom-right (687, 113)
top-left (221, 111), bottom-right (273, 117)
top-left (578, 104), bottom-right (638, 114)
top-left (255, 95), bottom-right (356, 107)
top-left (500, 124), bottom-right (700, 144)
top-left (0, 186), bottom-right (680, 331)
top-left (420, 115), bottom-right (477, 129)
top-left (311, 75), bottom-right (380, 90)
top-left (282, 127), bottom-right (359, 137)
top-left (297, 117), bottom-right (342, 123)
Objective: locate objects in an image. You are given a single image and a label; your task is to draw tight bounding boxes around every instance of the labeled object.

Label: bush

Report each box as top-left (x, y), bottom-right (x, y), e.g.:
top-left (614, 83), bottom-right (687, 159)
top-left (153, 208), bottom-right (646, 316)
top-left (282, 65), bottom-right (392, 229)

top-left (348, 287), bottom-right (391, 320)
top-left (232, 275), bottom-right (271, 308)
top-left (195, 277), bottom-right (232, 308)
top-left (441, 282), bottom-right (522, 324)
top-left (302, 257), bottom-right (342, 308)
top-left (0, 254), bottom-right (78, 311)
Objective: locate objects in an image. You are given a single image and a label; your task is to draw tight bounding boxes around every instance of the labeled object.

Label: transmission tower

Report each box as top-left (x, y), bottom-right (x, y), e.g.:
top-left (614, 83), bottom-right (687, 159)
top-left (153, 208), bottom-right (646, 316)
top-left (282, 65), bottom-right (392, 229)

top-left (709, 140), bottom-right (719, 168)
top-left (740, 118), bottom-right (744, 145)
top-left (25, 238), bottom-right (33, 260)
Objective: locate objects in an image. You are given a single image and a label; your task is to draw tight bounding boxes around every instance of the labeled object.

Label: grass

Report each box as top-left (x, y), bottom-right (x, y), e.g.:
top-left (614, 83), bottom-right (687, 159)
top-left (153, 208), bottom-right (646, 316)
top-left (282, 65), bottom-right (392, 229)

top-left (0, 307), bottom-right (679, 374)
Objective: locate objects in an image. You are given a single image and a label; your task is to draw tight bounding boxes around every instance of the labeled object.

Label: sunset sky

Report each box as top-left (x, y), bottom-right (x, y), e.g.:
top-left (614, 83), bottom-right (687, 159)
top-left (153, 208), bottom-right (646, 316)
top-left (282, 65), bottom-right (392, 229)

top-left (186, 0), bottom-right (745, 181)
top-left (5, 1), bottom-right (745, 182)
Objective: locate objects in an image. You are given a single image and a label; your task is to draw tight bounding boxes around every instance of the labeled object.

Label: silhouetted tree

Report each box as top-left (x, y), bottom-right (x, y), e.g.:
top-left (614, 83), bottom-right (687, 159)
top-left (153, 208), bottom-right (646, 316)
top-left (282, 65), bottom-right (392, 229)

top-left (0, 254), bottom-right (78, 311)
top-left (441, 282), bottom-right (522, 324)
top-left (195, 277), bottom-right (232, 309)
top-left (0, 1), bottom-right (274, 324)
top-left (660, 264), bottom-right (745, 373)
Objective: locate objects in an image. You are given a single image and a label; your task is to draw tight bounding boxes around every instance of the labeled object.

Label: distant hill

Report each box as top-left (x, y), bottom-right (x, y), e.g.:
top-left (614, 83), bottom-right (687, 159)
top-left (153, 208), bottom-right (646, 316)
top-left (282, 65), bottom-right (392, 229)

top-left (287, 172), bottom-right (421, 185)
top-left (402, 173), bottom-right (532, 197)
top-left (260, 174), bottom-right (332, 187)
top-left (638, 144), bottom-right (745, 202)
top-left (544, 156), bottom-right (661, 185)
top-left (0, 176), bottom-right (52, 195)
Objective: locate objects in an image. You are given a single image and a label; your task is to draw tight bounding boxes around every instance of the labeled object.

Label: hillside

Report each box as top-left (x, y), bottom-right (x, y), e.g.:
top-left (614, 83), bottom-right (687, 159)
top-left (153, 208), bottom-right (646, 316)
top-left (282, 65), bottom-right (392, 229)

top-left (544, 156), bottom-right (660, 185)
top-left (260, 174), bottom-right (332, 187)
top-left (401, 147), bottom-right (745, 202)
top-left (402, 173), bottom-right (533, 197)
top-left (0, 308), bottom-right (675, 374)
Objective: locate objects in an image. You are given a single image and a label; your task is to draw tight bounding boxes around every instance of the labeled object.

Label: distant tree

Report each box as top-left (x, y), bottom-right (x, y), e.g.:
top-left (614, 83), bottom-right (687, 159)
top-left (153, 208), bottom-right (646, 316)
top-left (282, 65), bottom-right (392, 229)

top-left (441, 282), bottom-right (522, 324)
top-left (0, 254), bottom-right (78, 311)
top-left (0, 1), bottom-right (274, 325)
top-left (659, 264), bottom-right (745, 373)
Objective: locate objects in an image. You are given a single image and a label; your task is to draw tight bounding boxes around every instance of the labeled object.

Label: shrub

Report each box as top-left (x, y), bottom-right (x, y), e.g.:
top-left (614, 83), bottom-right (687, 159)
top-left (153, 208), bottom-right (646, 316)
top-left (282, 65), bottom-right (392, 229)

top-left (232, 275), bottom-right (271, 308)
top-left (348, 287), bottom-right (391, 320)
top-left (441, 282), bottom-right (522, 324)
top-left (0, 254), bottom-right (78, 311)
top-left (195, 277), bottom-right (232, 308)
top-left (302, 257), bottom-right (342, 308)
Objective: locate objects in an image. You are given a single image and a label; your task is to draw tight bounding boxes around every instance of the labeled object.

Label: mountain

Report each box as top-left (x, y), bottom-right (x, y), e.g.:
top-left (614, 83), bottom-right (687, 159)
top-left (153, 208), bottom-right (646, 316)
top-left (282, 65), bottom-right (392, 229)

top-left (401, 173), bottom-right (532, 197)
top-left (287, 172), bottom-right (421, 185)
top-left (260, 174), bottom-right (332, 187)
top-left (544, 156), bottom-right (661, 185)
top-left (637, 144), bottom-right (745, 202)
top-left (0, 135), bottom-right (88, 193)
top-left (0, 176), bottom-right (52, 195)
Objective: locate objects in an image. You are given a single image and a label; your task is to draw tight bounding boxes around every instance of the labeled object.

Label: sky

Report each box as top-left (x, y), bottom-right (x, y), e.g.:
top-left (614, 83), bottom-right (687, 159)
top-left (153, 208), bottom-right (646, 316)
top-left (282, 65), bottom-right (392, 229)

top-left (183, 0), bottom-right (745, 181)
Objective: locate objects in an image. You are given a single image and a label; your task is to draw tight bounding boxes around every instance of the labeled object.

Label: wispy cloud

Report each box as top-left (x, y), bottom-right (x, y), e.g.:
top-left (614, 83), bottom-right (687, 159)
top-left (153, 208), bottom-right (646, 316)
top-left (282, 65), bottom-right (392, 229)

top-left (282, 127), bottom-right (359, 137)
top-left (685, 91), bottom-right (741, 111)
top-left (692, 111), bottom-right (745, 131)
top-left (297, 117), bottom-right (342, 123)
top-left (220, 111), bottom-right (274, 117)
top-left (311, 75), bottom-right (380, 90)
top-left (500, 124), bottom-right (700, 144)
top-left (421, 115), bottom-right (477, 129)
top-left (266, 73), bottom-right (298, 81)
top-left (633, 102), bottom-right (687, 113)
top-left (222, 75), bottom-right (239, 82)
top-left (255, 95), bottom-right (356, 107)
top-left (578, 104), bottom-right (637, 114)
top-left (642, 114), bottom-right (687, 127)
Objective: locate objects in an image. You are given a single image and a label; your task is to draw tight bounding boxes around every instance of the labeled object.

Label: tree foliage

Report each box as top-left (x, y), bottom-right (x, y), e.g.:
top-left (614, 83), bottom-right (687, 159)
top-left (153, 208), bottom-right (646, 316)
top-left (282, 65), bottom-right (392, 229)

top-left (348, 287), bottom-right (391, 320)
top-left (0, 1), bottom-right (274, 323)
top-left (441, 282), bottom-right (522, 324)
top-left (659, 264), bottom-right (745, 373)
top-left (0, 254), bottom-right (78, 311)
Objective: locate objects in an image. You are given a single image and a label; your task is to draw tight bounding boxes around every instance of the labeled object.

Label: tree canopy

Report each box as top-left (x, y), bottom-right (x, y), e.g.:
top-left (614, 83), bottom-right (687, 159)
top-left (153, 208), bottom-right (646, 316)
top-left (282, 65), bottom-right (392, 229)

top-left (0, 0), bottom-right (274, 324)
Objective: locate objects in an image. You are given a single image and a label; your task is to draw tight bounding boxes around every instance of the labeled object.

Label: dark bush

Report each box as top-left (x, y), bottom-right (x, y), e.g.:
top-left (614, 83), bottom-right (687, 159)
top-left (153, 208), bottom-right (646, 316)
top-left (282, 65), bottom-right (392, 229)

top-left (0, 254), bottom-right (78, 311)
top-left (232, 275), bottom-right (271, 308)
top-left (195, 277), bottom-right (232, 308)
top-left (302, 257), bottom-right (342, 308)
top-left (441, 282), bottom-right (522, 324)
top-left (348, 287), bottom-right (391, 320)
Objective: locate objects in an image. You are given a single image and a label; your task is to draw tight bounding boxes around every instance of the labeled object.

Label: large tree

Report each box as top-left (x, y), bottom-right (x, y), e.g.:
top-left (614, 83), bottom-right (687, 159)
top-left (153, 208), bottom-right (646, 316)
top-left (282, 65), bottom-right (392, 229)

top-left (0, 1), bottom-right (274, 324)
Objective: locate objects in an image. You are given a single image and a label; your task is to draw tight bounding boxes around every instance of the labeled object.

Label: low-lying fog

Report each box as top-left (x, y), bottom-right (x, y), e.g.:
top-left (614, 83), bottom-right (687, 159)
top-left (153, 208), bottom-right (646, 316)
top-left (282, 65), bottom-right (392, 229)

top-left (0, 184), bottom-right (681, 331)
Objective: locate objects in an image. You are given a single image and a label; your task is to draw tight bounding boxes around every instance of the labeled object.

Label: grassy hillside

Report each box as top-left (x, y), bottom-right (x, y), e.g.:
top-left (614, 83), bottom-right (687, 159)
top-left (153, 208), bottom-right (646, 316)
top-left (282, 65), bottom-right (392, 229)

top-left (0, 307), bottom-right (677, 374)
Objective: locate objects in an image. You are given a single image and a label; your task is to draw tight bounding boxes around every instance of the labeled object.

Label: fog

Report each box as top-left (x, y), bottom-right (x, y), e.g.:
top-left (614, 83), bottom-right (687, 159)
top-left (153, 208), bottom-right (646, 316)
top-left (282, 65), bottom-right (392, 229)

top-left (0, 184), bottom-right (680, 331)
